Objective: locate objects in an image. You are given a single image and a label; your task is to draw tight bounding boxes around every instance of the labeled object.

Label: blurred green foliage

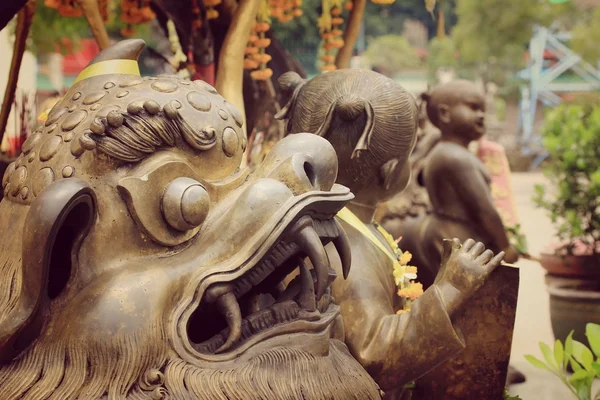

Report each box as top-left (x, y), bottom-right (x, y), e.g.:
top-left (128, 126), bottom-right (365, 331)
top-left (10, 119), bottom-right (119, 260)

top-left (533, 104), bottom-right (600, 255)
top-left (274, 0), bottom-right (448, 75)
top-left (570, 7), bottom-right (600, 66)
top-left (27, 0), bottom-right (92, 55)
top-left (426, 35), bottom-right (457, 82)
top-left (22, 0), bottom-right (154, 55)
top-left (450, 0), bottom-right (579, 85)
top-left (363, 34), bottom-right (422, 76)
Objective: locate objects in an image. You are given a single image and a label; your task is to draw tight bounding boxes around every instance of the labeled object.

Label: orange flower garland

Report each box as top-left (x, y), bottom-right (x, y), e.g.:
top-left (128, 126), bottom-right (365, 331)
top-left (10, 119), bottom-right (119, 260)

top-left (98, 0), bottom-right (109, 22)
top-left (269, 0), bottom-right (302, 23)
top-left (120, 0), bottom-right (156, 36)
top-left (245, 0), bottom-right (274, 81)
top-left (204, 0), bottom-right (221, 20)
top-left (45, 0), bottom-right (83, 17)
top-left (372, 225), bottom-right (424, 314)
top-left (317, 0), bottom-right (345, 72)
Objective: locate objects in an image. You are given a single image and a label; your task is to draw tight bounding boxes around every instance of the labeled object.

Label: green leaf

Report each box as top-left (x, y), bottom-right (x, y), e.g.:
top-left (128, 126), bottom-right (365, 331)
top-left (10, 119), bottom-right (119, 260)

top-left (572, 340), bottom-right (594, 371)
top-left (503, 387), bottom-right (523, 400)
top-left (591, 362), bottom-right (600, 377)
top-left (565, 331), bottom-right (575, 368)
top-left (574, 379), bottom-right (593, 400)
top-left (586, 323), bottom-right (600, 358)
top-left (571, 358), bottom-right (583, 372)
top-left (525, 354), bottom-right (550, 371)
top-left (570, 369), bottom-right (590, 383)
top-left (554, 339), bottom-right (564, 367)
top-left (541, 342), bottom-right (559, 370)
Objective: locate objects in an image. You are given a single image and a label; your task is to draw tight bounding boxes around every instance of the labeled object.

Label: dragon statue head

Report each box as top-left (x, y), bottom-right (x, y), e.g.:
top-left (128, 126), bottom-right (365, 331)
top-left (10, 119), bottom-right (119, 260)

top-left (0, 40), bottom-right (380, 399)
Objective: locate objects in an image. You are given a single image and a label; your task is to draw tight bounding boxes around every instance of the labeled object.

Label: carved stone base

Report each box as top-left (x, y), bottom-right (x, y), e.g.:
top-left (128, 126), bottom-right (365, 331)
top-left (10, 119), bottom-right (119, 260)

top-left (413, 264), bottom-right (519, 400)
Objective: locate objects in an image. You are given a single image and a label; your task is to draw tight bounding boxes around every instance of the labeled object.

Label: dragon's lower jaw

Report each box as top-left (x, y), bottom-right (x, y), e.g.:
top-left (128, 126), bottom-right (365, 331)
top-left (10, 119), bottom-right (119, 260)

top-left (186, 215), bottom-right (351, 356)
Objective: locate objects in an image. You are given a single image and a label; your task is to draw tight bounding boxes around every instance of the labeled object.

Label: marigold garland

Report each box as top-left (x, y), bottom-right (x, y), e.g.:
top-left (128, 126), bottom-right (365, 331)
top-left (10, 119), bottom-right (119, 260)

top-left (98, 0), bottom-right (109, 22)
top-left (269, 0), bottom-right (303, 23)
top-left (120, 0), bottom-right (156, 36)
top-left (372, 223), bottom-right (424, 314)
top-left (44, 0), bottom-right (83, 17)
top-left (204, 0), bottom-right (222, 19)
top-left (244, 0), bottom-right (274, 81)
top-left (317, 0), bottom-right (346, 72)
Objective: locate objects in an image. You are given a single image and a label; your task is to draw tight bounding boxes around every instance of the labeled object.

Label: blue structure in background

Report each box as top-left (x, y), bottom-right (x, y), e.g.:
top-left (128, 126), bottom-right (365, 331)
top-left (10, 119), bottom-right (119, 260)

top-left (517, 25), bottom-right (600, 169)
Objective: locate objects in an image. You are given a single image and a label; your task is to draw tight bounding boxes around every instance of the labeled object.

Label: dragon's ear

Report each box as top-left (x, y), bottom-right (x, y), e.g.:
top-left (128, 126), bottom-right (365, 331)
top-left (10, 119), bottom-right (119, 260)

top-left (0, 179), bottom-right (96, 362)
top-left (72, 38), bottom-right (145, 85)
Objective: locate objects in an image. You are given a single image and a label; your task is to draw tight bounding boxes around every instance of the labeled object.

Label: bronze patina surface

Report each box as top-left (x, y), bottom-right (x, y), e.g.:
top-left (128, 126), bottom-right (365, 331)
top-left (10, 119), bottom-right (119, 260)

top-left (375, 119), bottom-right (440, 288)
top-left (276, 70), bottom-right (511, 397)
top-left (413, 264), bottom-right (519, 399)
top-left (0, 40), bottom-right (382, 399)
top-left (377, 79), bottom-right (522, 396)
top-left (380, 80), bottom-right (519, 283)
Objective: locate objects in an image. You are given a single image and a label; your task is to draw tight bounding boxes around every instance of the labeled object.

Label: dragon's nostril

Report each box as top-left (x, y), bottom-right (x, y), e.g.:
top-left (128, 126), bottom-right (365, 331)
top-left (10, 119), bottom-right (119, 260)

top-left (303, 161), bottom-right (317, 189)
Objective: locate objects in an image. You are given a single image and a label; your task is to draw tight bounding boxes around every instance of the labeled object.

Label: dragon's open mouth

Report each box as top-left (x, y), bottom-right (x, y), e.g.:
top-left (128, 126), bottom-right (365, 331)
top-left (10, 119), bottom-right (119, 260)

top-left (186, 214), bottom-right (351, 355)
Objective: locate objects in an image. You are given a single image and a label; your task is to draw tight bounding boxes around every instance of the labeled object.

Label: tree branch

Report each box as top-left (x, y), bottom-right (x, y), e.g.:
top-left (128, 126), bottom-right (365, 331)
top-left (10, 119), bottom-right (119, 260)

top-left (222, 0), bottom-right (238, 20)
top-left (0, 0), bottom-right (36, 149)
top-left (335, 0), bottom-right (366, 69)
top-left (215, 0), bottom-right (261, 136)
top-left (77, 0), bottom-right (111, 50)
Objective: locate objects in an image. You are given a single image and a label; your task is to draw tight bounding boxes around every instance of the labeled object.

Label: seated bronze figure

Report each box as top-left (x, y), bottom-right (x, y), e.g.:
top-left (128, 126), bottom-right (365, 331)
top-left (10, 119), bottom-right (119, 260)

top-left (0, 40), bottom-right (382, 399)
top-left (381, 80), bottom-right (519, 286)
top-left (275, 70), bottom-right (511, 397)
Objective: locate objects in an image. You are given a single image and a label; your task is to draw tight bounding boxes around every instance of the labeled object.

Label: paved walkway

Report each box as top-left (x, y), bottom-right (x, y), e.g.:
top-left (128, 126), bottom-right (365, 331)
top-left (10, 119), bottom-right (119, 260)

top-left (508, 172), bottom-right (574, 399)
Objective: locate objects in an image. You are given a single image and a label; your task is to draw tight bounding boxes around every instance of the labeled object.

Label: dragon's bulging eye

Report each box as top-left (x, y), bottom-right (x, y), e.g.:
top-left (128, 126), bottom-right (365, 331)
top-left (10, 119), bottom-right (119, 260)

top-left (162, 177), bottom-right (210, 232)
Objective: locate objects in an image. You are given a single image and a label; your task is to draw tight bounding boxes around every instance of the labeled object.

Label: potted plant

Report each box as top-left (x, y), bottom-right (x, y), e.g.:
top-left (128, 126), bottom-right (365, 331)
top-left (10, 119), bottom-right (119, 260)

top-left (526, 323), bottom-right (600, 400)
top-left (533, 103), bottom-right (600, 347)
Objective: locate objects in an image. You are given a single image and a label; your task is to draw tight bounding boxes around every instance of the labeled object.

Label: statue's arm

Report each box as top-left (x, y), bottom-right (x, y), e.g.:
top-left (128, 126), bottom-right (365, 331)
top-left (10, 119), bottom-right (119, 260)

top-left (330, 244), bottom-right (465, 391)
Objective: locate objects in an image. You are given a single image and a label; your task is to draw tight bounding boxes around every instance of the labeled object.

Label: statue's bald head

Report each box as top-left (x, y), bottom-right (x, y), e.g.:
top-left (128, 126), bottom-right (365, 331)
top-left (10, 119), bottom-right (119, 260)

top-left (423, 79), bottom-right (484, 129)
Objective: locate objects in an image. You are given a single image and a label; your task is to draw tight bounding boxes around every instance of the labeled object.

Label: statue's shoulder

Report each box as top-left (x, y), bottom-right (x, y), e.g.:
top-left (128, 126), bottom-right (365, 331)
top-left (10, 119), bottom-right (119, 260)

top-left (428, 142), bottom-right (477, 171)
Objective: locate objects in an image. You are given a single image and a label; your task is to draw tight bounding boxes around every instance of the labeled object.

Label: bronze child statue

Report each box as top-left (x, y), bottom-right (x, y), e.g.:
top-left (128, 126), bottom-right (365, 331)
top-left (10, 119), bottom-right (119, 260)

top-left (391, 80), bottom-right (520, 284)
top-left (0, 40), bottom-right (383, 399)
top-left (276, 69), bottom-right (508, 396)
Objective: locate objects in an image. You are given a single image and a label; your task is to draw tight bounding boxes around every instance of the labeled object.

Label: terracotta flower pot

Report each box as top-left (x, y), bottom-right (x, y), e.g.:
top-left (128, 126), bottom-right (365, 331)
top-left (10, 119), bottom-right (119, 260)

top-left (540, 253), bottom-right (600, 278)
top-left (547, 277), bottom-right (600, 348)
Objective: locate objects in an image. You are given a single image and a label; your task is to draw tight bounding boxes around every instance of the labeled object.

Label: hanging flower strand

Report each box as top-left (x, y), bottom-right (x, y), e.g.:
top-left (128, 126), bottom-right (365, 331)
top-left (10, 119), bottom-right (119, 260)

top-left (318, 0), bottom-right (344, 72)
top-left (247, 0), bottom-right (273, 81)
top-left (120, 0), bottom-right (156, 36)
top-left (269, 0), bottom-right (302, 23)
top-left (45, 0), bottom-right (83, 17)
top-left (204, 0), bottom-right (222, 20)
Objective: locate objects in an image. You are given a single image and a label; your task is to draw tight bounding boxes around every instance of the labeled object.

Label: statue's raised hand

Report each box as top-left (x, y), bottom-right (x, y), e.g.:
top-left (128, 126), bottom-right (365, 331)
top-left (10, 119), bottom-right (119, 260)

top-left (434, 238), bottom-right (505, 316)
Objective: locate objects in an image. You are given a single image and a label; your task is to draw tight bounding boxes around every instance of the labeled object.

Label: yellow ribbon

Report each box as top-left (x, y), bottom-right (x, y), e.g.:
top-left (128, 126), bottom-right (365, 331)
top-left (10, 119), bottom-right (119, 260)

top-left (336, 207), bottom-right (398, 263)
top-left (74, 60), bottom-right (140, 84)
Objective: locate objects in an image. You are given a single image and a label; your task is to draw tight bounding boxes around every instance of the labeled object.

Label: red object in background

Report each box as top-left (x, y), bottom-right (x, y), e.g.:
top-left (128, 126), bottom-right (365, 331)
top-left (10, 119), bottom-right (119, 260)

top-left (6, 94), bottom-right (31, 158)
top-left (62, 39), bottom-right (100, 75)
top-left (192, 63), bottom-right (215, 86)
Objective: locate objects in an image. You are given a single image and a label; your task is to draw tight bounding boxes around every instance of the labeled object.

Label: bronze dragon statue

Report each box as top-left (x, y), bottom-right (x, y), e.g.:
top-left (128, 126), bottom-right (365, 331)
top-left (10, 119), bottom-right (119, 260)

top-left (0, 39), bottom-right (381, 399)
